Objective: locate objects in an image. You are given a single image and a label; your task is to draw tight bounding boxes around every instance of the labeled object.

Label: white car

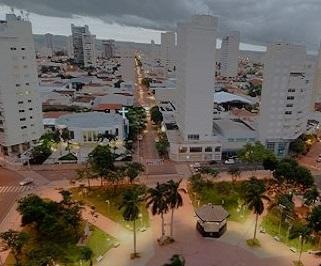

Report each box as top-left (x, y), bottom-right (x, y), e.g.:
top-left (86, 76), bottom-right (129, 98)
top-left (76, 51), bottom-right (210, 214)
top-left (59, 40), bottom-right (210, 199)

top-left (19, 177), bottom-right (33, 186)
top-left (224, 159), bottom-right (235, 165)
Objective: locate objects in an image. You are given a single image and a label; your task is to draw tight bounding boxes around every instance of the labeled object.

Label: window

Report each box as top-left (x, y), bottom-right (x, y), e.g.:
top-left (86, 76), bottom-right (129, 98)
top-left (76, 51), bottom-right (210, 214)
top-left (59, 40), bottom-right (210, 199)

top-left (28, 99), bottom-right (32, 103)
top-left (190, 147), bottom-right (202, 153)
top-left (70, 131), bottom-right (74, 139)
top-left (215, 146), bottom-right (221, 152)
top-left (205, 147), bottom-right (212, 152)
top-left (19, 110), bottom-right (25, 113)
top-left (179, 147), bottom-right (187, 153)
top-left (21, 126), bottom-right (27, 129)
top-left (20, 118), bottom-right (26, 121)
top-left (0, 128), bottom-right (4, 132)
top-left (286, 104), bottom-right (293, 107)
top-left (29, 108), bottom-right (33, 111)
top-left (25, 83), bottom-right (29, 86)
top-left (16, 84), bottom-right (20, 87)
top-left (288, 88), bottom-right (295, 92)
top-left (18, 101), bottom-right (23, 104)
top-left (287, 96), bottom-right (294, 100)
top-left (285, 111), bottom-right (292, 115)
top-left (29, 116), bottom-right (33, 119)
top-left (21, 47), bottom-right (25, 50)
top-left (187, 134), bottom-right (199, 140)
top-left (22, 56), bottom-right (26, 60)
top-left (115, 128), bottom-right (119, 136)
top-left (10, 47), bottom-right (17, 51)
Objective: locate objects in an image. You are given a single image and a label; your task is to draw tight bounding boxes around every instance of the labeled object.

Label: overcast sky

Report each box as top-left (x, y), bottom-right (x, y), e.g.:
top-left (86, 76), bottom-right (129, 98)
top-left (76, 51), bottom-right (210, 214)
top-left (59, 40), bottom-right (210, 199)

top-left (1, 0), bottom-right (320, 51)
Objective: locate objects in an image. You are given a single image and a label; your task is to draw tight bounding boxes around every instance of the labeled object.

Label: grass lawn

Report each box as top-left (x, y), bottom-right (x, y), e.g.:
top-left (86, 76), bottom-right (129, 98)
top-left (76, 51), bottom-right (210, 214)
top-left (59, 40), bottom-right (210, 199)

top-left (87, 225), bottom-right (117, 261)
top-left (261, 209), bottom-right (316, 251)
top-left (5, 225), bottom-right (116, 266)
top-left (189, 179), bottom-right (250, 223)
top-left (70, 185), bottom-right (149, 230)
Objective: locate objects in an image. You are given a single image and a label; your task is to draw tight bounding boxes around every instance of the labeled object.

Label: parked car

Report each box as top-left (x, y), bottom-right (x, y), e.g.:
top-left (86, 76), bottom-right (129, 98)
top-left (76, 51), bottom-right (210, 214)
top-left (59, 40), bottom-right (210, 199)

top-left (19, 177), bottom-right (33, 186)
top-left (224, 159), bottom-right (235, 165)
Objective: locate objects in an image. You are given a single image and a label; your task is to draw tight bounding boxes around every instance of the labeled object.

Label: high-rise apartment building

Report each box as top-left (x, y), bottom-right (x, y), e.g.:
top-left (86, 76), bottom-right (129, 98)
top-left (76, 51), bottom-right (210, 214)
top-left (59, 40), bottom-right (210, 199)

top-left (119, 47), bottom-right (135, 83)
top-left (66, 35), bottom-right (74, 59)
top-left (44, 33), bottom-right (54, 50)
top-left (161, 31), bottom-right (176, 71)
top-left (102, 39), bottom-right (115, 59)
top-left (311, 43), bottom-right (321, 111)
top-left (169, 15), bottom-right (222, 161)
top-left (0, 14), bottom-right (43, 156)
top-left (71, 24), bottom-right (96, 67)
top-left (258, 42), bottom-right (310, 156)
top-left (220, 31), bottom-right (240, 78)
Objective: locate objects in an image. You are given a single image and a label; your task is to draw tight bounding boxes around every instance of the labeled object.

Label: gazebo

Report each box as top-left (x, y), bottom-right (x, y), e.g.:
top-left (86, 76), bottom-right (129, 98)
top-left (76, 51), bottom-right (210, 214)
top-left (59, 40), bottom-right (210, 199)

top-left (195, 203), bottom-right (229, 238)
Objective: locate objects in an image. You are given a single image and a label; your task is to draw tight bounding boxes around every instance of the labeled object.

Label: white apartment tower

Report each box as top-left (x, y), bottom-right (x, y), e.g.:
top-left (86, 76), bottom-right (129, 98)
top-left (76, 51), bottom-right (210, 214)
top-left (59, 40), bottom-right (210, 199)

top-left (66, 35), bottom-right (74, 59)
top-left (220, 31), bottom-right (240, 78)
top-left (82, 33), bottom-right (96, 67)
top-left (311, 42), bottom-right (321, 111)
top-left (169, 15), bottom-right (222, 162)
top-left (0, 14), bottom-right (43, 156)
top-left (44, 33), bottom-right (54, 50)
top-left (161, 31), bottom-right (176, 71)
top-left (71, 24), bottom-right (96, 67)
top-left (258, 43), bottom-right (310, 157)
top-left (102, 39), bottom-right (115, 59)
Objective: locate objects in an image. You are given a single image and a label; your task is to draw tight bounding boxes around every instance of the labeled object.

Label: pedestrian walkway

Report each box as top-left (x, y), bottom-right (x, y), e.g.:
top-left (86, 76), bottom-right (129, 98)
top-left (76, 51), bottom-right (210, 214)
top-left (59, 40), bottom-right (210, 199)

top-left (0, 185), bottom-right (34, 194)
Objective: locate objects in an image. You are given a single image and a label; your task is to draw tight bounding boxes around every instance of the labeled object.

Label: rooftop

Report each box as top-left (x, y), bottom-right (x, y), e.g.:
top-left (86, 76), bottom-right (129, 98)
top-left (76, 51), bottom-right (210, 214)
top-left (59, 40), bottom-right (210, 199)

top-left (93, 103), bottom-right (122, 111)
top-left (214, 91), bottom-right (254, 105)
top-left (195, 204), bottom-right (229, 222)
top-left (56, 112), bottom-right (124, 129)
top-left (213, 119), bottom-right (256, 139)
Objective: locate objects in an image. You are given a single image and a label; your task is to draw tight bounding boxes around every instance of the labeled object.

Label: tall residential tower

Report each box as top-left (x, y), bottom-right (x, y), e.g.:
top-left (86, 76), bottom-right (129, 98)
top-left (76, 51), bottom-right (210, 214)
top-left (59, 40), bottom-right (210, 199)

top-left (258, 42), bottom-right (310, 156)
top-left (220, 31), bottom-right (240, 78)
top-left (0, 14), bottom-right (43, 156)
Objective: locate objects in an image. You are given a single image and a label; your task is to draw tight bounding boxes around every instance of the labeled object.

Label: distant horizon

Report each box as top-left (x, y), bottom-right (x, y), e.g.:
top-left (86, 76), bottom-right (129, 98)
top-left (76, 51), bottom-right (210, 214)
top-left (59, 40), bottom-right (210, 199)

top-left (0, 5), bottom-right (266, 52)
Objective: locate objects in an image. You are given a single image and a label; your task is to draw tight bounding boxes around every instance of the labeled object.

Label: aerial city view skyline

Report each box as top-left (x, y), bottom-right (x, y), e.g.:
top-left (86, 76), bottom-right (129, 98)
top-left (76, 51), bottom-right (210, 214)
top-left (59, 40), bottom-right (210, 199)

top-left (0, 1), bottom-right (321, 266)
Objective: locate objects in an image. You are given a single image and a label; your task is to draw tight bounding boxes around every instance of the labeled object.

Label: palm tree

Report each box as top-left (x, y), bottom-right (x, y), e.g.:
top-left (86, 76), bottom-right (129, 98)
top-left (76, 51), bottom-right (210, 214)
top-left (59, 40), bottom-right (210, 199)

top-left (119, 187), bottom-right (145, 258)
top-left (308, 205), bottom-right (321, 248)
top-left (244, 177), bottom-right (269, 241)
top-left (146, 182), bottom-right (169, 241)
top-left (165, 179), bottom-right (185, 239)
top-left (163, 254), bottom-right (185, 266)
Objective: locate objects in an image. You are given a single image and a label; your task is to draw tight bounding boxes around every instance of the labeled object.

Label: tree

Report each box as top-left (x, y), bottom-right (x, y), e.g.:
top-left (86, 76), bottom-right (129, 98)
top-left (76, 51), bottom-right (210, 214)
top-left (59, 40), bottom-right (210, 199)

top-left (88, 145), bottom-right (115, 186)
top-left (308, 206), bottom-right (321, 248)
top-left (76, 163), bottom-right (96, 188)
top-left (244, 177), bottom-right (269, 241)
top-left (238, 142), bottom-right (274, 169)
top-left (228, 167), bottom-right (241, 183)
top-left (150, 106), bottom-right (163, 125)
top-left (291, 225), bottom-right (311, 264)
top-left (119, 187), bottom-right (145, 258)
top-left (289, 138), bottom-right (306, 155)
top-left (0, 230), bottom-right (29, 266)
top-left (304, 186), bottom-right (319, 206)
top-left (165, 179), bottom-right (185, 239)
top-left (79, 246), bottom-right (93, 266)
top-left (295, 166), bottom-right (314, 188)
top-left (163, 254), bottom-right (185, 266)
top-left (263, 156), bottom-right (278, 171)
top-left (126, 162), bottom-right (145, 183)
top-left (146, 183), bottom-right (169, 241)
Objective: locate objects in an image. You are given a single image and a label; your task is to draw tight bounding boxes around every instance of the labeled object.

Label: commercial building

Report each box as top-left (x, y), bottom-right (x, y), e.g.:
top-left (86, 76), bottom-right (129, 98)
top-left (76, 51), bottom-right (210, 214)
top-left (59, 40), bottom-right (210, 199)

top-left (169, 15), bottom-right (222, 161)
top-left (258, 42), bottom-right (311, 156)
top-left (220, 31), bottom-right (240, 78)
top-left (66, 35), bottom-right (74, 59)
top-left (311, 42), bottom-right (321, 111)
top-left (0, 14), bottom-right (44, 156)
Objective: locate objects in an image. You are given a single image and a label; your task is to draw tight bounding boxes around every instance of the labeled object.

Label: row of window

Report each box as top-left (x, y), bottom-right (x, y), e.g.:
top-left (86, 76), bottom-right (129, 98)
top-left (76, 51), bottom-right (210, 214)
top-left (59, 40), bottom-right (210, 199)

top-left (179, 146), bottom-right (221, 153)
top-left (18, 100), bottom-right (32, 104)
top-left (16, 83), bottom-right (30, 87)
top-left (21, 124), bottom-right (35, 130)
top-left (19, 108), bottom-right (33, 112)
top-left (187, 134), bottom-right (199, 140)
top-left (10, 47), bottom-right (26, 51)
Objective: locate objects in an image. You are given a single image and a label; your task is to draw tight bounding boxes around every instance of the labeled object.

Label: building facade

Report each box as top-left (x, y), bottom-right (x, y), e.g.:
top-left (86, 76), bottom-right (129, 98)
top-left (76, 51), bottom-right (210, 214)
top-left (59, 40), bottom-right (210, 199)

top-left (220, 31), bottom-right (240, 78)
top-left (71, 24), bottom-right (96, 67)
top-left (102, 39), bottom-right (115, 59)
top-left (258, 42), bottom-right (310, 156)
top-left (66, 35), bottom-right (74, 59)
top-left (311, 43), bottom-right (321, 111)
top-left (0, 14), bottom-right (44, 156)
top-left (161, 31), bottom-right (176, 71)
top-left (169, 15), bottom-right (222, 162)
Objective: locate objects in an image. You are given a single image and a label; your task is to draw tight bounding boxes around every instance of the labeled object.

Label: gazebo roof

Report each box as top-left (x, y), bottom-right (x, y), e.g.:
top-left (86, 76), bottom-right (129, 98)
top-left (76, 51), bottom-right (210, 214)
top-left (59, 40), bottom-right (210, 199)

top-left (195, 204), bottom-right (229, 222)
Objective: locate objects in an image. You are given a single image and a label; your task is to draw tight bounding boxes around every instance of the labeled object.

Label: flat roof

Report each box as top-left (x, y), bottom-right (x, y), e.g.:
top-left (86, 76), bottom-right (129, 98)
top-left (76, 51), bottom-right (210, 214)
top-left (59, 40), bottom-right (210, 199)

top-left (213, 119), bottom-right (256, 139)
top-left (56, 112), bottom-right (124, 129)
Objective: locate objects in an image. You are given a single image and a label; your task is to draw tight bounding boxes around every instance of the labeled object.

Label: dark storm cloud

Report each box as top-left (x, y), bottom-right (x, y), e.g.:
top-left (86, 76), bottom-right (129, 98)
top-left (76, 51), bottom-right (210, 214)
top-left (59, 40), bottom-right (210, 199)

top-left (1, 0), bottom-right (321, 49)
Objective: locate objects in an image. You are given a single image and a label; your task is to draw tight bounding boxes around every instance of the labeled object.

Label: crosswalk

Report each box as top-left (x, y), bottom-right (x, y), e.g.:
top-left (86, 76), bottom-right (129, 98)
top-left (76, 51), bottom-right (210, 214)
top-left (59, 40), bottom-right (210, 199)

top-left (0, 185), bottom-right (34, 194)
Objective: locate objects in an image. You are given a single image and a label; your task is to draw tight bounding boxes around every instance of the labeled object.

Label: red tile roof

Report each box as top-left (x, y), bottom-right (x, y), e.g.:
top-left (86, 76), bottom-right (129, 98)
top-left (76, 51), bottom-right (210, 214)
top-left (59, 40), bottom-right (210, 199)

top-left (93, 104), bottom-right (122, 111)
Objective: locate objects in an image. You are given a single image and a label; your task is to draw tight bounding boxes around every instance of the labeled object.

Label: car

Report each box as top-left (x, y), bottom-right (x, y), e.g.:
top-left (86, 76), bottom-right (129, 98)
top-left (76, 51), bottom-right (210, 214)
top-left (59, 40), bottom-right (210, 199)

top-left (224, 159), bottom-right (235, 165)
top-left (19, 177), bottom-right (33, 186)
